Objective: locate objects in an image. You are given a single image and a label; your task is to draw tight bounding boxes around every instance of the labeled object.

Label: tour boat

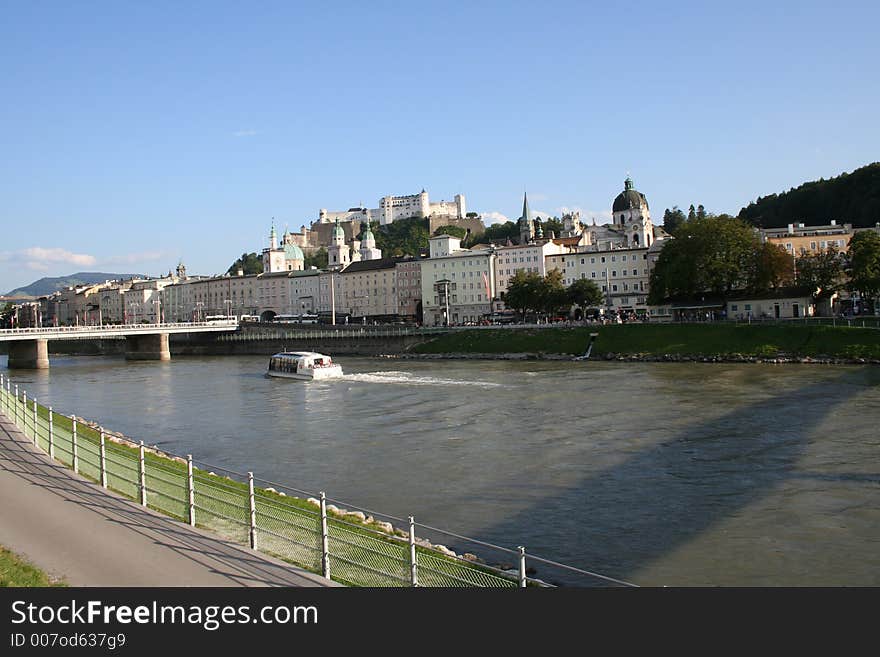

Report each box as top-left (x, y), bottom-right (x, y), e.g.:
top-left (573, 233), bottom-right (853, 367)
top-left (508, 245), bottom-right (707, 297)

top-left (266, 351), bottom-right (343, 380)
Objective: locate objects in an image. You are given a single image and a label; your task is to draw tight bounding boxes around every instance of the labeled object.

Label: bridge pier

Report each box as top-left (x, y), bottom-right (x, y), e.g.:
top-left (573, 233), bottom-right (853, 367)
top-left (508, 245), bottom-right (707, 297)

top-left (125, 333), bottom-right (171, 361)
top-left (8, 339), bottom-right (50, 369)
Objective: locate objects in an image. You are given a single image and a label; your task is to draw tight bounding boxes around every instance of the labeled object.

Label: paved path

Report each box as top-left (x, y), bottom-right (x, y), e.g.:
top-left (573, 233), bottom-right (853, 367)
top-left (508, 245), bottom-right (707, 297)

top-left (0, 413), bottom-right (337, 587)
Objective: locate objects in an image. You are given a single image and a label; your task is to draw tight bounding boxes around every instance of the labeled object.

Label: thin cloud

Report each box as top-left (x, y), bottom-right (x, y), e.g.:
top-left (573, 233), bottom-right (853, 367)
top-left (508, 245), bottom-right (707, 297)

top-left (232, 129), bottom-right (258, 137)
top-left (481, 211), bottom-right (510, 226)
top-left (103, 251), bottom-right (170, 266)
top-left (18, 247), bottom-right (97, 269)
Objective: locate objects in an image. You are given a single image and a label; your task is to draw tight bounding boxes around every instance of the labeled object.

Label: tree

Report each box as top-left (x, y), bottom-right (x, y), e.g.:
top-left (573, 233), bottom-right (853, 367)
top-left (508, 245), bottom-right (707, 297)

top-left (433, 225), bottom-right (467, 240)
top-left (846, 231), bottom-right (880, 313)
top-left (648, 214), bottom-right (759, 303)
top-left (371, 217), bottom-right (431, 257)
top-left (227, 252), bottom-right (263, 275)
top-left (567, 278), bottom-right (604, 313)
top-left (696, 204), bottom-right (707, 220)
top-left (541, 216), bottom-right (564, 239)
top-left (504, 270), bottom-right (543, 320)
top-left (663, 206), bottom-right (686, 235)
top-left (303, 247), bottom-right (328, 270)
top-left (482, 221), bottom-right (520, 244)
top-left (796, 245), bottom-right (844, 301)
top-left (537, 269), bottom-right (567, 316)
top-left (749, 242), bottom-right (795, 293)
top-left (687, 205), bottom-right (697, 222)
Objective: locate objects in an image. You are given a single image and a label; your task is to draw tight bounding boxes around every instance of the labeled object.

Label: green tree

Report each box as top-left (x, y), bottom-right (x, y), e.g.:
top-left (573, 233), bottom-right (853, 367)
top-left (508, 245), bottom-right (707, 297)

top-left (696, 204), bottom-right (707, 220)
top-left (648, 214), bottom-right (759, 303)
top-left (433, 225), bottom-right (467, 240)
top-left (796, 245), bottom-right (844, 301)
top-left (303, 247), bottom-right (328, 270)
top-left (537, 269), bottom-right (567, 316)
top-left (482, 221), bottom-right (520, 244)
top-left (567, 278), bottom-right (604, 313)
top-left (227, 252), bottom-right (263, 275)
top-left (663, 206), bottom-right (687, 235)
top-left (846, 231), bottom-right (880, 313)
top-left (541, 216), bottom-right (564, 238)
top-left (371, 217), bottom-right (431, 257)
top-left (749, 242), bottom-right (795, 292)
top-left (504, 270), bottom-right (543, 320)
top-left (687, 204), bottom-right (697, 222)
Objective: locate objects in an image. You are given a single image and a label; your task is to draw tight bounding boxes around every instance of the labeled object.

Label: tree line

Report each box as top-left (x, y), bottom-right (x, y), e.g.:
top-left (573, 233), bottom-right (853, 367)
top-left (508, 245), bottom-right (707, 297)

top-left (737, 162), bottom-right (880, 229)
top-left (648, 213), bottom-right (880, 312)
top-left (504, 269), bottom-right (604, 320)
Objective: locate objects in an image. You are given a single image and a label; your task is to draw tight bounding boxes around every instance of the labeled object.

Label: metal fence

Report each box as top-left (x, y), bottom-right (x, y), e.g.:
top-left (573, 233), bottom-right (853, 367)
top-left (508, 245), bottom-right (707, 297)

top-left (0, 373), bottom-right (636, 588)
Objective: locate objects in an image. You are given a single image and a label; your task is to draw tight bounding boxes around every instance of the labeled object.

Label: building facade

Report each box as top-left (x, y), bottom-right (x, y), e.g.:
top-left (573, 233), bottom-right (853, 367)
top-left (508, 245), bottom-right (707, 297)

top-left (421, 235), bottom-right (496, 326)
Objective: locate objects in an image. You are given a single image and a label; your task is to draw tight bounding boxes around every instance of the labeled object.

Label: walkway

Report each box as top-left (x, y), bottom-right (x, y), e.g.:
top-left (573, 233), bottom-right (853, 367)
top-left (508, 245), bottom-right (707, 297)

top-left (0, 414), bottom-right (337, 587)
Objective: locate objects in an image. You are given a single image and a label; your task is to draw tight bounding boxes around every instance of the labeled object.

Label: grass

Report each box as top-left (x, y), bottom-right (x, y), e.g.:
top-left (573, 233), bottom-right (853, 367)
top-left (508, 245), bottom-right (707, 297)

top-left (5, 391), bottom-right (516, 587)
top-left (0, 545), bottom-right (66, 587)
top-left (411, 324), bottom-right (880, 359)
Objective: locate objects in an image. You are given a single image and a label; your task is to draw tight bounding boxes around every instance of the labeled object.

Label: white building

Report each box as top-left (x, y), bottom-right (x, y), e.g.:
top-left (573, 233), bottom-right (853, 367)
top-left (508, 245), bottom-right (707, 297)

top-left (546, 247), bottom-right (653, 314)
top-left (319, 190), bottom-right (466, 226)
top-left (422, 235), bottom-right (496, 326)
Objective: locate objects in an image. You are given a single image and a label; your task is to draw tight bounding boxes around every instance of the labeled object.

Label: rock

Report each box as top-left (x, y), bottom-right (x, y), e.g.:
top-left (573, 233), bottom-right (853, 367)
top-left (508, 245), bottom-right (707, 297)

top-left (433, 544), bottom-right (457, 557)
top-left (374, 521), bottom-right (394, 533)
top-left (346, 511), bottom-right (367, 522)
top-left (306, 497), bottom-right (320, 507)
top-left (326, 504), bottom-right (340, 515)
top-left (462, 553), bottom-right (479, 562)
top-left (265, 487), bottom-right (277, 494)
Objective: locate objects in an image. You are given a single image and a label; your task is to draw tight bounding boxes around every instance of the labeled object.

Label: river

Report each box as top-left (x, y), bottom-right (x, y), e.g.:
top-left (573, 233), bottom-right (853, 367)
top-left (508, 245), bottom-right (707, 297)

top-left (3, 353), bottom-right (880, 586)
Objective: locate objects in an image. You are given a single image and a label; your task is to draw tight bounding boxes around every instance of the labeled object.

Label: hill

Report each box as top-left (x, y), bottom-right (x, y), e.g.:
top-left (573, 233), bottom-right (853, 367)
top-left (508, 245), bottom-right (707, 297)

top-left (738, 162), bottom-right (880, 229)
top-left (6, 272), bottom-right (145, 297)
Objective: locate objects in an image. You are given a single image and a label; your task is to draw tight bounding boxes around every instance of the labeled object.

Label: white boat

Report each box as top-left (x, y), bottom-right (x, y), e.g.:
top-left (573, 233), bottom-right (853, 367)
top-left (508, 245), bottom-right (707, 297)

top-left (267, 351), bottom-right (343, 380)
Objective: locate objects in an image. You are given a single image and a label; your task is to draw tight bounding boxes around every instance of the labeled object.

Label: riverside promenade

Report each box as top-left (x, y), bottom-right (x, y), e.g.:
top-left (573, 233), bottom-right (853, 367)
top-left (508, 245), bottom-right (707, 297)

top-left (0, 414), bottom-right (336, 587)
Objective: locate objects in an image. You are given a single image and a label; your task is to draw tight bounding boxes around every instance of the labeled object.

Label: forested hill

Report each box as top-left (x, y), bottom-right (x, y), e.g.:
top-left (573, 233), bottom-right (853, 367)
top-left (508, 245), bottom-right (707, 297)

top-left (737, 162), bottom-right (880, 229)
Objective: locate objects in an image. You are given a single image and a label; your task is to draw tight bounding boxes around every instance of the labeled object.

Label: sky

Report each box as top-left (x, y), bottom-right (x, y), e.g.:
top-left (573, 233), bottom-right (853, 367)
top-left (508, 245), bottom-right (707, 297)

top-left (2, 0), bottom-right (879, 293)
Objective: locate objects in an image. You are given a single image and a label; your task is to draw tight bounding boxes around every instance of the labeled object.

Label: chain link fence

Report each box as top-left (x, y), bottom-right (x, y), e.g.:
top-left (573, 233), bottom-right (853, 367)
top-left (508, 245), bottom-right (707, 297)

top-left (0, 373), bottom-right (636, 588)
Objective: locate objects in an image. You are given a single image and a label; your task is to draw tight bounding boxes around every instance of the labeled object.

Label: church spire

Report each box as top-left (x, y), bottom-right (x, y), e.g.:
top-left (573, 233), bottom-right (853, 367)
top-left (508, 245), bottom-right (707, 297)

top-left (521, 192), bottom-right (531, 225)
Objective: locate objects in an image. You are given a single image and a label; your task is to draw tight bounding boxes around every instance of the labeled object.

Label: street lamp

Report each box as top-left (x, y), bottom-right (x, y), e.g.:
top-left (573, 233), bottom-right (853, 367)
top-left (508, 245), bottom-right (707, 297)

top-left (129, 302), bottom-right (139, 324)
top-left (195, 301), bottom-right (204, 323)
top-left (153, 299), bottom-right (162, 325)
top-left (224, 299), bottom-right (232, 318)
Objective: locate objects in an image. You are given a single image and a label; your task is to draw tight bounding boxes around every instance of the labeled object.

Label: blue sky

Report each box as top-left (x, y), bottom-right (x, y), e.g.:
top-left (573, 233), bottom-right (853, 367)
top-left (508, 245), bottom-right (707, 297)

top-left (2, 1), bottom-right (878, 293)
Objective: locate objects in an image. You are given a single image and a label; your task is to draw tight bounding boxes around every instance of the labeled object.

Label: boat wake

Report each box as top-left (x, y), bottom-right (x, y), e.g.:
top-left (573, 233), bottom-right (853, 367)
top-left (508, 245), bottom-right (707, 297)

top-left (344, 371), bottom-right (504, 388)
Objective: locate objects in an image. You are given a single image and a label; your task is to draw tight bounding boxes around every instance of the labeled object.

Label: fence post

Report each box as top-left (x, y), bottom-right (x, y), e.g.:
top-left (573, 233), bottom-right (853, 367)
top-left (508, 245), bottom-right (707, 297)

top-left (99, 430), bottom-right (107, 488)
top-left (409, 516), bottom-right (418, 587)
top-left (139, 441), bottom-right (146, 506)
top-left (14, 385), bottom-right (19, 425)
top-left (248, 472), bottom-right (257, 550)
top-left (69, 415), bottom-right (75, 472)
top-left (519, 546), bottom-right (527, 588)
top-left (22, 390), bottom-right (27, 433)
top-left (320, 491), bottom-right (331, 580)
top-left (32, 398), bottom-right (38, 447)
top-left (187, 455), bottom-right (195, 527)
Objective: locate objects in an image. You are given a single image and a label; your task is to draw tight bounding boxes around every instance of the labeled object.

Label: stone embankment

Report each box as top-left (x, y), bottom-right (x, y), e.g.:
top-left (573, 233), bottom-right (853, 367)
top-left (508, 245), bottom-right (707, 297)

top-left (382, 352), bottom-right (880, 365)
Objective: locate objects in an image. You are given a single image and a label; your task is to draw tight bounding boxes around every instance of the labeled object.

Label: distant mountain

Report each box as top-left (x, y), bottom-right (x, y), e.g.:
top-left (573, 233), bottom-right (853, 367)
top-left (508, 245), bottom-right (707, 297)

top-left (738, 162), bottom-right (880, 229)
top-left (6, 272), bottom-right (146, 297)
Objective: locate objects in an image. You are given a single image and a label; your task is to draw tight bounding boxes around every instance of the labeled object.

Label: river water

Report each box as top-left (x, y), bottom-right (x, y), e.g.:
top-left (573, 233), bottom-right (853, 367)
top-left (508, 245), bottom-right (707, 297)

top-left (4, 353), bottom-right (880, 586)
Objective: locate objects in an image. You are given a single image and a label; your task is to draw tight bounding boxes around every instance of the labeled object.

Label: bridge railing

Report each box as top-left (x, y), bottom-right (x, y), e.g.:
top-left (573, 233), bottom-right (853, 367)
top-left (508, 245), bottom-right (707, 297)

top-left (0, 372), bottom-right (636, 588)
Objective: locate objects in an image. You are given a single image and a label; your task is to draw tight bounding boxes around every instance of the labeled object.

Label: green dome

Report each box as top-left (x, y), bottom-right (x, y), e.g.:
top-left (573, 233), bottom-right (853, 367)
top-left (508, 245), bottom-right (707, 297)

top-left (284, 243), bottom-right (304, 260)
top-left (333, 221), bottom-right (345, 239)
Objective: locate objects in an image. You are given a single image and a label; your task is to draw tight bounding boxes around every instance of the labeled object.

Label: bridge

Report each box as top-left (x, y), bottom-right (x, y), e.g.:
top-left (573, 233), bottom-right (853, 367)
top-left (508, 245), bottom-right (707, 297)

top-left (0, 321), bottom-right (239, 369)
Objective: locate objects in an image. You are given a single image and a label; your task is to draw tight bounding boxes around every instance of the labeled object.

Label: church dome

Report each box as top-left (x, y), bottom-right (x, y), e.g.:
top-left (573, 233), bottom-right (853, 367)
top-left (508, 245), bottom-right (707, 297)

top-left (332, 220), bottom-right (345, 240)
top-left (284, 243), bottom-right (304, 261)
top-left (612, 177), bottom-right (648, 212)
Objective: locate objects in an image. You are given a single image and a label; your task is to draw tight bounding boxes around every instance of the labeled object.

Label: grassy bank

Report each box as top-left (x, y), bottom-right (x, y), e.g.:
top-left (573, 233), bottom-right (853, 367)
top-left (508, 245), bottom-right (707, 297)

top-left (0, 545), bottom-right (66, 587)
top-left (410, 324), bottom-right (880, 360)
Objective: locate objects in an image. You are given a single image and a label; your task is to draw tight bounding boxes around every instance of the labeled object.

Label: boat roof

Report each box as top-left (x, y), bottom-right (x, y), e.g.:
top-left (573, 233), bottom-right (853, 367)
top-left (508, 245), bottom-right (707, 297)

top-left (270, 351), bottom-right (332, 359)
